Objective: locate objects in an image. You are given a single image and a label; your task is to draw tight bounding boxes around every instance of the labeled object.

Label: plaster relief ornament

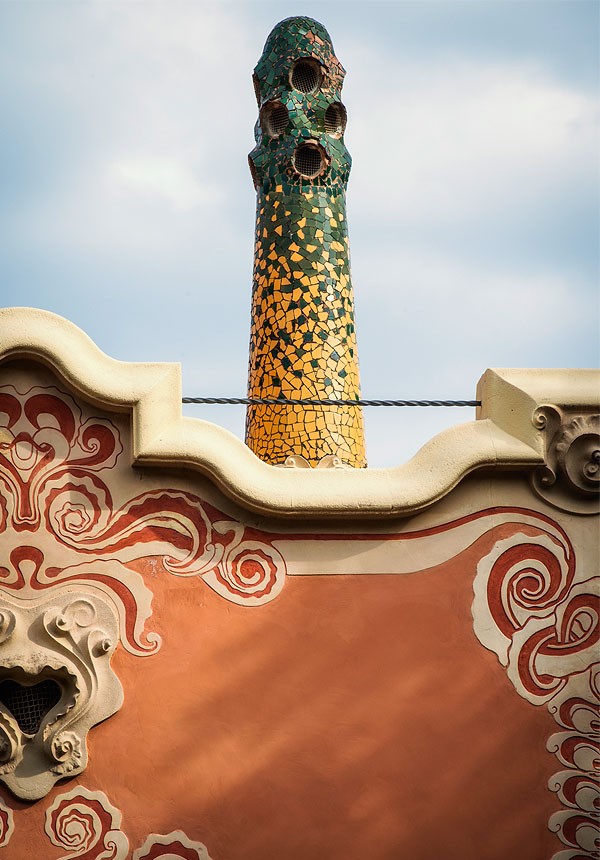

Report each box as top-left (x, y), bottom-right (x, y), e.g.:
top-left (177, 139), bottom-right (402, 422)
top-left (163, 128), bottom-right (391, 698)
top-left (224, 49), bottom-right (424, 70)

top-left (472, 526), bottom-right (600, 859)
top-left (44, 787), bottom-right (129, 860)
top-left (532, 407), bottom-right (600, 514)
top-left (0, 382), bottom-right (286, 799)
top-left (0, 796), bottom-right (14, 847)
top-left (133, 831), bottom-right (214, 860)
top-left (0, 588), bottom-right (123, 800)
top-left (42, 786), bottom-right (213, 860)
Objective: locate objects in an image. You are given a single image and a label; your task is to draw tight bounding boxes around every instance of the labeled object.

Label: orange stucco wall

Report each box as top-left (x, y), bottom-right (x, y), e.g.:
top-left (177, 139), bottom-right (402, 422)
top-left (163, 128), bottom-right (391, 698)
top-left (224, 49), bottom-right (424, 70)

top-left (4, 543), bottom-right (556, 859)
top-left (1, 359), bottom-right (596, 859)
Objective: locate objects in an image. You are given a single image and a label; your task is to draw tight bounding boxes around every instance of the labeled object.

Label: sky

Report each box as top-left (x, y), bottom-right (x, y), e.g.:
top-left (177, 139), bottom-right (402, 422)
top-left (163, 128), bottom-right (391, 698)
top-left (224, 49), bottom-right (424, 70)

top-left (0, 0), bottom-right (598, 467)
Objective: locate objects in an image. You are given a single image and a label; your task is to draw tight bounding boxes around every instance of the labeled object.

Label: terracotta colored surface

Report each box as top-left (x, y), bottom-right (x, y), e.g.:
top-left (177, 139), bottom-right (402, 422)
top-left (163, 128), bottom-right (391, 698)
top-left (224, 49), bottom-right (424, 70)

top-left (2, 538), bottom-right (558, 859)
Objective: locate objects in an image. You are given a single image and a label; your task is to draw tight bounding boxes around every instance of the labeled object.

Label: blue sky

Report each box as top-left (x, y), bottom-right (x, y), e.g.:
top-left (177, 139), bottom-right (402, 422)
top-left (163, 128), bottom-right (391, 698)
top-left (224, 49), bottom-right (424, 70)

top-left (0, 0), bottom-right (598, 466)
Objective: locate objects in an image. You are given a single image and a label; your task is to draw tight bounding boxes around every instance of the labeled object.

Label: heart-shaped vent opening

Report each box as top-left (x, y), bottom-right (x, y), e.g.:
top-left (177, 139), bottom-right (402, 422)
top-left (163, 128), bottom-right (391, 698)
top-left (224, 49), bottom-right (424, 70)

top-left (0, 679), bottom-right (62, 735)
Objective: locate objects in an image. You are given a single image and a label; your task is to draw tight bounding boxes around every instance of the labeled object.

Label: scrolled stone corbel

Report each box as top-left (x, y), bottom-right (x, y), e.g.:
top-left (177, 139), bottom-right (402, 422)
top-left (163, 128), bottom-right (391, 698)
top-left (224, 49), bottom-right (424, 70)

top-left (532, 407), bottom-right (600, 514)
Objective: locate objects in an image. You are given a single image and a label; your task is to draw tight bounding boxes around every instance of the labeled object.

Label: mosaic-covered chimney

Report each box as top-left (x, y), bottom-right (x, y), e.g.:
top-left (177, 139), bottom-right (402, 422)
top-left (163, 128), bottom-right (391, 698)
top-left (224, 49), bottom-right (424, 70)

top-left (245, 16), bottom-right (366, 467)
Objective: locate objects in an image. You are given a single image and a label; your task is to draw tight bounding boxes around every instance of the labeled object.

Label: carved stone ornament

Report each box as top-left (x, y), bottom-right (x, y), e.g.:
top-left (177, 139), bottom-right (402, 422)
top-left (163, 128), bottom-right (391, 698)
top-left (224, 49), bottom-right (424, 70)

top-left (0, 380), bottom-right (286, 799)
top-left (532, 407), bottom-right (600, 514)
top-left (0, 589), bottom-right (122, 800)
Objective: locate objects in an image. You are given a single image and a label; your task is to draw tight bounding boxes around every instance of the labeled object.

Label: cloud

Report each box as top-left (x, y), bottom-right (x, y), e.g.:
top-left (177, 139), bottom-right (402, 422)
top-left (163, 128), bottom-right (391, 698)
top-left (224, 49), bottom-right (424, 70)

top-left (1, 2), bottom-right (257, 257)
top-left (353, 243), bottom-right (593, 395)
top-left (0, 1), bottom-right (597, 468)
top-left (108, 157), bottom-right (220, 211)
top-left (344, 50), bottom-right (598, 223)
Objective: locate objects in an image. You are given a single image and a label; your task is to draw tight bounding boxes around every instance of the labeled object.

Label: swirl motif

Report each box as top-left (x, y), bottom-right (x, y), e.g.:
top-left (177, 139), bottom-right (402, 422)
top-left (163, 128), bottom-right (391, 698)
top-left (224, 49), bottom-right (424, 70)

top-left (0, 386), bottom-right (122, 530)
top-left (552, 696), bottom-right (600, 736)
top-left (483, 533), bottom-right (574, 645)
top-left (133, 830), bottom-right (213, 860)
top-left (50, 730), bottom-right (83, 775)
top-left (532, 409), bottom-right (600, 514)
top-left (548, 771), bottom-right (600, 813)
top-left (0, 797), bottom-right (14, 847)
top-left (203, 538), bottom-right (286, 606)
top-left (47, 480), bottom-right (112, 542)
top-left (0, 712), bottom-right (22, 774)
top-left (555, 414), bottom-right (600, 496)
top-left (473, 526), bottom-right (599, 860)
top-left (41, 788), bottom-right (217, 860)
top-left (473, 534), bottom-right (597, 704)
top-left (0, 608), bottom-right (15, 644)
top-left (0, 385), bottom-right (289, 798)
top-left (548, 810), bottom-right (600, 855)
top-left (44, 787), bottom-right (128, 859)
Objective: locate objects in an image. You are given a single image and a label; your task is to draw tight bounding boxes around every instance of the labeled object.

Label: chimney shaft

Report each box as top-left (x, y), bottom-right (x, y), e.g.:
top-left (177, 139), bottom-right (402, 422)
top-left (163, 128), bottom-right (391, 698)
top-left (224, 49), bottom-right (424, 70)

top-left (245, 17), bottom-right (366, 468)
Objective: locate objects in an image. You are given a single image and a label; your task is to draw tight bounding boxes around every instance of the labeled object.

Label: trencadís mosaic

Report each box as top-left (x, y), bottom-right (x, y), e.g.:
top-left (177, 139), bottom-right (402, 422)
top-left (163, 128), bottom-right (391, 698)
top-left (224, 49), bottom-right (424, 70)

top-left (245, 16), bottom-right (366, 468)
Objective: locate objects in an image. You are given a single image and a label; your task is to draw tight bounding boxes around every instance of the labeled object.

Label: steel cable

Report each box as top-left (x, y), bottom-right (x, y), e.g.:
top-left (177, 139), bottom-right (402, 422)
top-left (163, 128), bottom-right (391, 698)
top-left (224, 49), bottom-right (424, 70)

top-left (182, 397), bottom-right (480, 407)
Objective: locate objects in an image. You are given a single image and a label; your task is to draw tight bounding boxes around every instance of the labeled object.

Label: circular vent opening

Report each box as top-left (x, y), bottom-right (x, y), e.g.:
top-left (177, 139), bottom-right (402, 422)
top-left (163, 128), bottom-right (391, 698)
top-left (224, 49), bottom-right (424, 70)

top-left (261, 102), bottom-right (289, 137)
top-left (293, 143), bottom-right (326, 179)
top-left (325, 102), bottom-right (347, 137)
top-left (290, 59), bottom-right (322, 94)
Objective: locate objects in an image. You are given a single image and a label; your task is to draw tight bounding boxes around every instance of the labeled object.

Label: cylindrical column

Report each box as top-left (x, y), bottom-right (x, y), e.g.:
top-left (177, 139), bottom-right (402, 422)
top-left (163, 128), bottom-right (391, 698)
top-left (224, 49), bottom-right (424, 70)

top-left (245, 16), bottom-right (366, 468)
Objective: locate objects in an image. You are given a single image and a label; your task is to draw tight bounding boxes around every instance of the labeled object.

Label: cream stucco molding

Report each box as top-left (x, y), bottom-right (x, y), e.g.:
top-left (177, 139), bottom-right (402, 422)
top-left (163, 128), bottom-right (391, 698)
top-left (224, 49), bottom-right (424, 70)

top-left (1, 307), bottom-right (597, 519)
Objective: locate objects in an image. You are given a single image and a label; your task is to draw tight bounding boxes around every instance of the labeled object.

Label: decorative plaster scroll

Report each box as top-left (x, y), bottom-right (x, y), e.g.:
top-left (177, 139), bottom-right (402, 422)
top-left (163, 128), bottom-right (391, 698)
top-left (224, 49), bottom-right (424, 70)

top-left (532, 407), bottom-right (600, 515)
top-left (0, 796), bottom-right (14, 847)
top-left (44, 787), bottom-right (129, 859)
top-left (0, 383), bottom-right (285, 607)
top-left (472, 529), bottom-right (599, 860)
top-left (133, 831), bottom-right (214, 860)
top-left (43, 788), bottom-right (212, 860)
top-left (0, 382), bottom-right (285, 797)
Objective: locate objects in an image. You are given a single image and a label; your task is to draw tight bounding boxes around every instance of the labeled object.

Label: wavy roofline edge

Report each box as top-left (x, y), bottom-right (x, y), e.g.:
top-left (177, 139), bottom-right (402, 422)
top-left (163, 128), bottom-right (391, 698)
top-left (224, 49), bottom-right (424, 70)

top-left (1, 308), bottom-right (597, 520)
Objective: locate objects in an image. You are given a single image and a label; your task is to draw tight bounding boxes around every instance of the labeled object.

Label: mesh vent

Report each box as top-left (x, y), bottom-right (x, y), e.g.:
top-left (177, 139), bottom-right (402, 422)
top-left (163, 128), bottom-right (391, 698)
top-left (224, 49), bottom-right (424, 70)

top-left (294, 144), bottom-right (325, 178)
top-left (0, 678), bottom-right (62, 735)
top-left (291, 59), bottom-right (321, 94)
top-left (261, 102), bottom-right (289, 137)
top-left (325, 102), bottom-right (347, 137)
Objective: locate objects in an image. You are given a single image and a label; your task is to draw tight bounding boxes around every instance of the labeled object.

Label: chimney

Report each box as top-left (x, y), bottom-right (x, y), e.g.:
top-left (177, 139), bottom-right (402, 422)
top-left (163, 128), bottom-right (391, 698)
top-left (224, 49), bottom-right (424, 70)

top-left (245, 16), bottom-right (366, 468)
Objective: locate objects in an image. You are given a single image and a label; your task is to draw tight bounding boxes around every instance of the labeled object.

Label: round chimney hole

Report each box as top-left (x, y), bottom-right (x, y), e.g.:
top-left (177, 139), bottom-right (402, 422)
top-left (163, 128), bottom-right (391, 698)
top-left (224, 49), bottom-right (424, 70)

top-left (293, 143), bottom-right (326, 179)
top-left (325, 102), bottom-right (347, 137)
top-left (261, 102), bottom-right (289, 137)
top-left (290, 59), bottom-right (322, 94)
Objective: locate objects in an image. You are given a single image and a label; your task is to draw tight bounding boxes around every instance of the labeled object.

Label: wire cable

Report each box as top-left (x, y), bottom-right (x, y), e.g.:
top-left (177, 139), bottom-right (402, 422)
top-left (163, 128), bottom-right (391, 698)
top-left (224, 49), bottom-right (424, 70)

top-left (182, 397), bottom-right (480, 407)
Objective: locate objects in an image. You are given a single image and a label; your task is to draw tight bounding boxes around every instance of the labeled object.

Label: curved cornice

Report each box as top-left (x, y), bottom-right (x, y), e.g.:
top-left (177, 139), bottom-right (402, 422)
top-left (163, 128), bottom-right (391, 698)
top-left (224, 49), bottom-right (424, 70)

top-left (1, 308), bottom-right (597, 519)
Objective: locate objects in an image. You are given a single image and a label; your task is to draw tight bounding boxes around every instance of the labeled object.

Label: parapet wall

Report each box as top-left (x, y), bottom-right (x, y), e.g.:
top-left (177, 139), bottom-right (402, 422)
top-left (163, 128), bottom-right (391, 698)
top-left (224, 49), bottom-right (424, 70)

top-left (0, 308), bottom-right (597, 860)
